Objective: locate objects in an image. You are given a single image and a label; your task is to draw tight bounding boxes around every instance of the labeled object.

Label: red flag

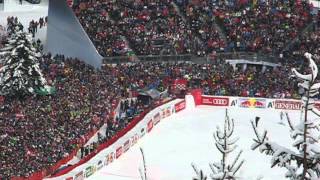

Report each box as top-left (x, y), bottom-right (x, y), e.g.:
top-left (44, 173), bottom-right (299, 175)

top-left (173, 79), bottom-right (187, 90)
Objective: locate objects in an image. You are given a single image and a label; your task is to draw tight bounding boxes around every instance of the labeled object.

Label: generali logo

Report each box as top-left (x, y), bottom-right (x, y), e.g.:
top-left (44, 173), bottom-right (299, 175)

top-left (202, 97), bottom-right (229, 106)
top-left (275, 100), bottom-right (302, 110)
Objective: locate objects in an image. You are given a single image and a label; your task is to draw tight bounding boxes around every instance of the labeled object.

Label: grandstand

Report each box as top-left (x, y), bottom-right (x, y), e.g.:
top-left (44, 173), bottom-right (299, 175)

top-left (0, 0), bottom-right (320, 179)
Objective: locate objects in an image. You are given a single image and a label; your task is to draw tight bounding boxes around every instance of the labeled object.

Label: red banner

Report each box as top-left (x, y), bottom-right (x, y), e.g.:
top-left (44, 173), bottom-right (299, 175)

top-left (116, 147), bottom-right (123, 159)
top-left (175, 100), bottom-right (186, 112)
top-left (173, 79), bottom-right (187, 90)
top-left (202, 96), bottom-right (229, 106)
top-left (275, 100), bottom-right (302, 110)
top-left (191, 89), bottom-right (202, 106)
top-left (147, 120), bottom-right (153, 133)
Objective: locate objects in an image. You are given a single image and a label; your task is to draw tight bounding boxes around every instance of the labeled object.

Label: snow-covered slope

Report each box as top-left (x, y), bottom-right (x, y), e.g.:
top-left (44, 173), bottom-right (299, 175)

top-left (87, 106), bottom-right (315, 180)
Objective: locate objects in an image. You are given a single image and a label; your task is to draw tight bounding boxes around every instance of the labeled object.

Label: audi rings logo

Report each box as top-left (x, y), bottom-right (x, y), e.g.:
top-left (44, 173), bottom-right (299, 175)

top-left (202, 97), bottom-right (229, 106)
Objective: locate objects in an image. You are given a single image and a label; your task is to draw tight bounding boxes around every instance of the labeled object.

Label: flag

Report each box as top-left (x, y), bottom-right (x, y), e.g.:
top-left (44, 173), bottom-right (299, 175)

top-left (15, 113), bottom-right (25, 119)
top-left (173, 79), bottom-right (187, 90)
top-left (35, 85), bottom-right (56, 95)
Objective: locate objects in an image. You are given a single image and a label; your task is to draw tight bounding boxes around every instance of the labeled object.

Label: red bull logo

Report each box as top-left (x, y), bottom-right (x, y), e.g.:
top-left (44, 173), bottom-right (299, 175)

top-left (239, 98), bottom-right (266, 108)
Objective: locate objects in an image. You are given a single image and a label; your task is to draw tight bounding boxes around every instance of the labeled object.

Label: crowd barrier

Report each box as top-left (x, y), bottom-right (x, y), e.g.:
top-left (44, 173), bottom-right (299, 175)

top-left (196, 92), bottom-right (315, 111)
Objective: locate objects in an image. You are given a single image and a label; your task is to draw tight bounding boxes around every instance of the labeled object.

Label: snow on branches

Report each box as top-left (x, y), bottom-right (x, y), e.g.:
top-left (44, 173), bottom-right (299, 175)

top-left (192, 109), bottom-right (244, 180)
top-left (192, 163), bottom-right (208, 180)
top-left (0, 30), bottom-right (46, 97)
top-left (251, 53), bottom-right (320, 180)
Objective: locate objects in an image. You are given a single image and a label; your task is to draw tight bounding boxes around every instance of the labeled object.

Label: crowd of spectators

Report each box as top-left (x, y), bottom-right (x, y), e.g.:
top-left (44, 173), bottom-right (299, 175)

top-left (72, 0), bottom-right (314, 57)
top-left (214, 0), bottom-right (312, 53)
top-left (1, 1), bottom-right (320, 179)
top-left (73, 0), bottom-right (226, 56)
top-left (73, 1), bottom-right (131, 57)
top-left (174, 0), bottom-right (225, 55)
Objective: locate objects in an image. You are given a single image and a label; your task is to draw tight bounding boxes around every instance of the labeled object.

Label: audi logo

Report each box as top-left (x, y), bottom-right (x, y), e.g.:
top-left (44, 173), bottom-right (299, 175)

top-left (202, 97), bottom-right (229, 106)
top-left (213, 99), bottom-right (228, 105)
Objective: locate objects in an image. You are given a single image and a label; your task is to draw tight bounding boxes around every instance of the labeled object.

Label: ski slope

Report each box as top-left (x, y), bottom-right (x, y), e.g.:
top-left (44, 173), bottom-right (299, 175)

top-left (87, 106), bottom-right (316, 180)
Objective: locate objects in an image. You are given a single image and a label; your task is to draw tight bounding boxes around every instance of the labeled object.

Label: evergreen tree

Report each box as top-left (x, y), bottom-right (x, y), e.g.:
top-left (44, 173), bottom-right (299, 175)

top-left (192, 109), bottom-right (244, 180)
top-left (0, 31), bottom-right (46, 97)
top-left (251, 53), bottom-right (320, 180)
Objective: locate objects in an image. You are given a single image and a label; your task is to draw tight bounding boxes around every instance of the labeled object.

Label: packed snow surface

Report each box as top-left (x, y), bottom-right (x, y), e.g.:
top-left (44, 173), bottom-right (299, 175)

top-left (88, 106), bottom-right (318, 180)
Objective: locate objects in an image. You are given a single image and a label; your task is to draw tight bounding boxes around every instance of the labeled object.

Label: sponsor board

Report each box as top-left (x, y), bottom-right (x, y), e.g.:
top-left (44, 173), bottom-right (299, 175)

top-left (275, 100), bottom-right (302, 110)
top-left (85, 166), bottom-right (95, 178)
top-left (175, 100), bottom-right (186, 112)
top-left (140, 127), bottom-right (146, 138)
top-left (147, 120), bottom-right (153, 133)
top-left (161, 108), bottom-right (166, 119)
top-left (123, 139), bottom-right (130, 152)
top-left (239, 98), bottom-right (266, 108)
top-left (166, 107), bottom-right (172, 117)
top-left (116, 146), bottom-right (123, 159)
top-left (107, 152), bottom-right (114, 165)
top-left (153, 112), bottom-right (161, 125)
top-left (97, 160), bottom-right (103, 171)
top-left (202, 96), bottom-right (229, 106)
top-left (104, 154), bottom-right (109, 166)
top-left (74, 171), bottom-right (84, 180)
top-left (131, 133), bottom-right (139, 146)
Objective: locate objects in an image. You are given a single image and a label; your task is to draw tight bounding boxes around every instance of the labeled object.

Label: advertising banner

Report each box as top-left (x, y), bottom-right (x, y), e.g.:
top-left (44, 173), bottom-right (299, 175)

top-left (274, 100), bottom-right (302, 110)
top-left (202, 96), bottom-right (229, 106)
top-left (116, 146), bottom-right (123, 159)
top-left (239, 98), bottom-right (266, 108)
top-left (175, 100), bottom-right (186, 112)
top-left (74, 171), bottom-right (84, 180)
top-left (96, 160), bottom-right (103, 171)
top-left (165, 107), bottom-right (172, 117)
top-left (147, 120), bottom-right (154, 133)
top-left (107, 152), bottom-right (114, 165)
top-left (153, 112), bottom-right (161, 125)
top-left (140, 127), bottom-right (146, 138)
top-left (123, 140), bottom-right (130, 153)
top-left (131, 134), bottom-right (139, 146)
top-left (85, 166), bottom-right (95, 178)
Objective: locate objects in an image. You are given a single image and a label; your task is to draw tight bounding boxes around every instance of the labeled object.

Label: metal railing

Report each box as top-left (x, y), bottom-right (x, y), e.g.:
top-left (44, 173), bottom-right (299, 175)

top-left (103, 52), bottom-right (280, 64)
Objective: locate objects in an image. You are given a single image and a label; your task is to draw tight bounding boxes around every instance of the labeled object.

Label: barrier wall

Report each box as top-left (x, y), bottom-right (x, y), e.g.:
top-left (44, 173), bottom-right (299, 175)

top-left (45, 98), bottom-right (186, 180)
top-left (195, 94), bottom-right (315, 111)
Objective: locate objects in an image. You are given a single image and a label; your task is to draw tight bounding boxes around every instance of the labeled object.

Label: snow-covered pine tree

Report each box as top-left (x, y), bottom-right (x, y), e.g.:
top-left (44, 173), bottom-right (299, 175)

top-left (192, 109), bottom-right (244, 180)
top-left (210, 109), bottom-right (244, 180)
top-left (251, 52), bottom-right (320, 180)
top-left (0, 30), bottom-right (46, 97)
